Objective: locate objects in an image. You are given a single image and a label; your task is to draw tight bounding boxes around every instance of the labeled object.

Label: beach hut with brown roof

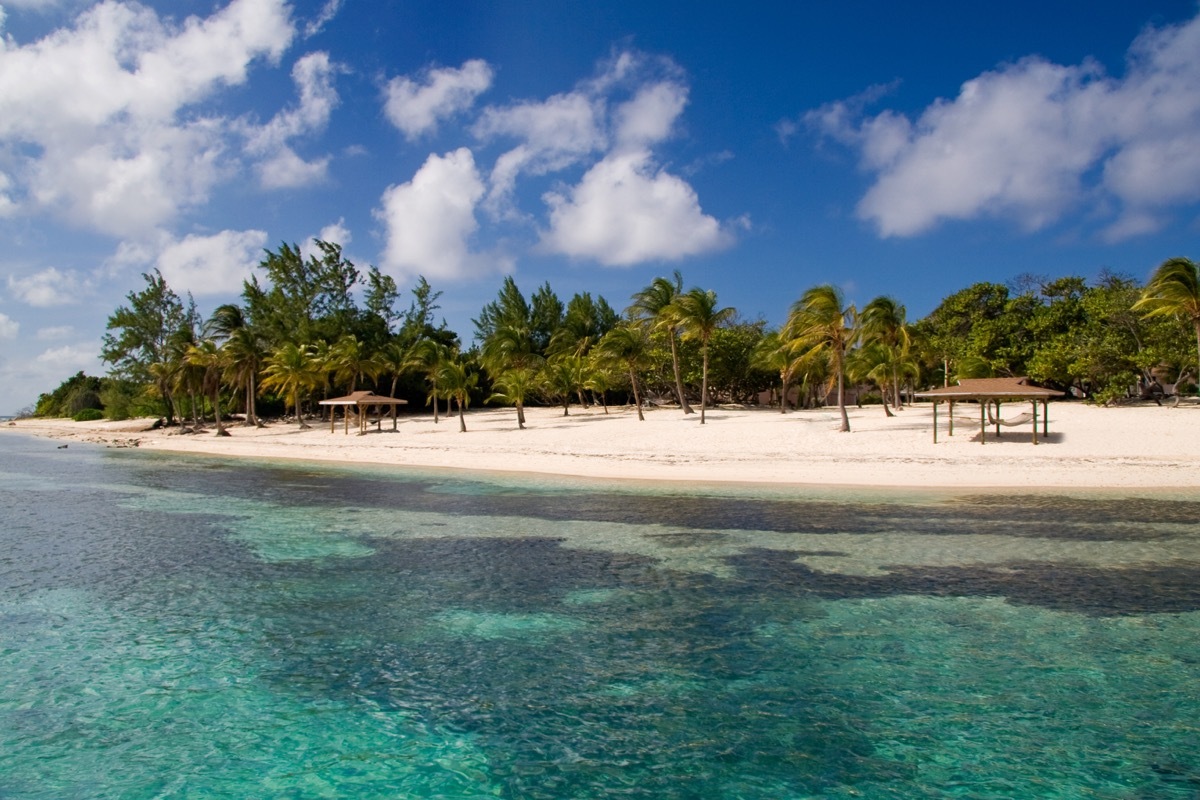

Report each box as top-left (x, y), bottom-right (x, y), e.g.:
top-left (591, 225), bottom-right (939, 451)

top-left (319, 390), bottom-right (408, 435)
top-left (914, 377), bottom-right (1065, 445)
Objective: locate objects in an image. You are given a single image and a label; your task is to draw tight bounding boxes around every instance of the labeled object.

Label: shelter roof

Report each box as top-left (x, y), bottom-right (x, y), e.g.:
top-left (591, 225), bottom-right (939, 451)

top-left (914, 377), bottom-right (1064, 400)
top-left (319, 390), bottom-right (408, 406)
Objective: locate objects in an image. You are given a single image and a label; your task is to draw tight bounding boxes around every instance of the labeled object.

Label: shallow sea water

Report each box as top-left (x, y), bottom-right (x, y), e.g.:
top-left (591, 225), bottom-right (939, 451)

top-left (2, 433), bottom-right (1200, 798)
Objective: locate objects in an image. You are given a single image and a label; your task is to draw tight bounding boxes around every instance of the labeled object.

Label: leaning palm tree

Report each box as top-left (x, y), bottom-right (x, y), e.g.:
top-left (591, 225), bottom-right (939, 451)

top-left (860, 295), bottom-right (910, 410)
top-left (671, 287), bottom-right (736, 424)
top-left (595, 324), bottom-right (651, 421)
top-left (437, 358), bottom-right (477, 432)
top-left (628, 272), bottom-right (693, 414)
top-left (185, 339), bottom-right (230, 436)
top-left (1134, 256), bottom-right (1200, 388)
top-left (488, 366), bottom-right (538, 430)
top-left (786, 285), bottom-right (858, 432)
top-left (261, 342), bottom-right (318, 429)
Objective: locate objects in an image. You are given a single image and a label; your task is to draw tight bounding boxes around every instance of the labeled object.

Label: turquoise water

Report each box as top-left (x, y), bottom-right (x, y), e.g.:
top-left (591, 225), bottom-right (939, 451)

top-left (2, 435), bottom-right (1199, 798)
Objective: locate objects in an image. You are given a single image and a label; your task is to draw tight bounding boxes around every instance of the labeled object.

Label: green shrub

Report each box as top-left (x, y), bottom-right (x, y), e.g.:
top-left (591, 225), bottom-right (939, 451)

top-left (73, 408), bottom-right (105, 422)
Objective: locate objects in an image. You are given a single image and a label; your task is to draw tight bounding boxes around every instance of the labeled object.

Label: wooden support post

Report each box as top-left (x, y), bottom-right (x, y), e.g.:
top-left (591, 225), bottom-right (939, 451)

top-left (949, 400), bottom-right (955, 436)
top-left (933, 401), bottom-right (938, 443)
top-left (392, 404), bottom-right (397, 431)
top-left (1043, 400), bottom-right (1049, 438)
top-left (1031, 400), bottom-right (1038, 445)
top-left (994, 400), bottom-right (1001, 437)
top-left (980, 402), bottom-right (986, 444)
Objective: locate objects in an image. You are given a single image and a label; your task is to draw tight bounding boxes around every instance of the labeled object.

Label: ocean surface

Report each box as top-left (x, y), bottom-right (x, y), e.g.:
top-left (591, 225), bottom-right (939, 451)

top-left (2, 432), bottom-right (1199, 799)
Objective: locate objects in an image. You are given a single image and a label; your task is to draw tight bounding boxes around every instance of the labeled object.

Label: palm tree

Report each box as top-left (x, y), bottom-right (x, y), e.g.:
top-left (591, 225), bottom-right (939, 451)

top-left (409, 339), bottom-right (452, 422)
top-left (786, 285), bottom-right (858, 432)
top-left (595, 324), bottom-right (651, 421)
top-left (219, 324), bottom-right (267, 427)
top-left (1135, 256), bottom-right (1200, 388)
top-left (584, 355), bottom-right (618, 414)
top-left (751, 329), bottom-right (801, 413)
top-left (480, 324), bottom-right (543, 427)
top-left (330, 335), bottom-right (381, 393)
top-left (671, 288), bottom-right (736, 424)
top-left (378, 339), bottom-right (411, 399)
top-left (860, 296), bottom-right (910, 410)
top-left (261, 342), bottom-right (318, 429)
top-left (185, 339), bottom-right (230, 436)
top-left (542, 355), bottom-right (586, 416)
top-left (438, 358), bottom-right (477, 432)
top-left (488, 366), bottom-right (538, 429)
top-left (629, 272), bottom-right (693, 414)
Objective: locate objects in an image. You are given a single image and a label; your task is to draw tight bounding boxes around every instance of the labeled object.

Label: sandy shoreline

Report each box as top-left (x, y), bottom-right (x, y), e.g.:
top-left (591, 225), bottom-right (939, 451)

top-left (6, 401), bottom-right (1200, 491)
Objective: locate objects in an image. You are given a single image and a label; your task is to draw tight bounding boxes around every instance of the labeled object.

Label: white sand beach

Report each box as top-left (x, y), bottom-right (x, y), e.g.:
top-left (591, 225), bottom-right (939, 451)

top-left (6, 401), bottom-right (1200, 490)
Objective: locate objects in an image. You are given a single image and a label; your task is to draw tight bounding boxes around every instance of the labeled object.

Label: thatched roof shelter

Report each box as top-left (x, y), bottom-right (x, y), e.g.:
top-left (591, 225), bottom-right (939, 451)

top-left (914, 377), bottom-right (1065, 444)
top-left (319, 390), bottom-right (408, 435)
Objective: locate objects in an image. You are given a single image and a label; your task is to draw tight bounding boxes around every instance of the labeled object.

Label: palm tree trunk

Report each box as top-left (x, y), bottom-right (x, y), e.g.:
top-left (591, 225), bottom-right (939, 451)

top-left (837, 353), bottom-right (850, 432)
top-left (892, 364), bottom-right (902, 409)
top-left (457, 397), bottom-right (467, 432)
top-left (516, 402), bottom-right (526, 430)
top-left (699, 348), bottom-right (709, 424)
top-left (432, 379), bottom-right (440, 423)
top-left (669, 331), bottom-right (694, 414)
top-left (213, 386), bottom-right (229, 436)
top-left (629, 367), bottom-right (644, 421)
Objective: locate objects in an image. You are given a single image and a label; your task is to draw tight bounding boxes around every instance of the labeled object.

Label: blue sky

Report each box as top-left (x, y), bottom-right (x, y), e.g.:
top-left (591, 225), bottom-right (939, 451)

top-left (1, 0), bottom-right (1199, 414)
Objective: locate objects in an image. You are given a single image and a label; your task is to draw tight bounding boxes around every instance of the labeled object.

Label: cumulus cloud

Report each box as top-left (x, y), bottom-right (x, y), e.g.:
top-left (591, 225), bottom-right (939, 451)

top-left (243, 50), bottom-right (339, 189)
top-left (383, 59), bottom-right (493, 140)
top-left (0, 312), bottom-right (17, 340)
top-left (806, 12), bottom-right (1200, 240)
top-left (540, 149), bottom-right (730, 266)
top-left (499, 52), bottom-right (713, 262)
top-left (374, 148), bottom-right (488, 281)
top-left (0, 0), bottom-right (294, 236)
top-left (7, 267), bottom-right (88, 307)
top-left (155, 229), bottom-right (269, 296)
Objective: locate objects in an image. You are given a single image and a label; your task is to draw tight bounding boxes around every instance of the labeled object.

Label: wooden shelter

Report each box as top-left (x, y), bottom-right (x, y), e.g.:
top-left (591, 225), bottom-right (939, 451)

top-left (318, 390), bottom-right (408, 435)
top-left (914, 377), bottom-right (1065, 445)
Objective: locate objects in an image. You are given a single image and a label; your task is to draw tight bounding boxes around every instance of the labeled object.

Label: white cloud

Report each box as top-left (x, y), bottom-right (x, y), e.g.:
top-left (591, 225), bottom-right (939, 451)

top-left (383, 59), bottom-right (493, 140)
top-left (614, 81), bottom-right (688, 148)
top-left (0, 312), bottom-right (17, 340)
top-left (540, 149), bottom-right (730, 266)
top-left (243, 50), bottom-right (338, 189)
top-left (7, 267), bottom-right (87, 307)
top-left (374, 148), bottom-right (488, 281)
top-left (155, 229), bottom-right (269, 296)
top-left (303, 0), bottom-right (343, 38)
top-left (36, 325), bottom-right (74, 341)
top-left (300, 218), bottom-right (351, 261)
top-left (808, 12), bottom-right (1200, 240)
top-left (35, 342), bottom-right (99, 368)
top-left (0, 0), bottom-right (295, 236)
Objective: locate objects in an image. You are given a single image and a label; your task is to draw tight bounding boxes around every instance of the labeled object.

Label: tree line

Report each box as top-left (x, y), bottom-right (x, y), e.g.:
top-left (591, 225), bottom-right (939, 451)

top-left (33, 243), bottom-right (1200, 433)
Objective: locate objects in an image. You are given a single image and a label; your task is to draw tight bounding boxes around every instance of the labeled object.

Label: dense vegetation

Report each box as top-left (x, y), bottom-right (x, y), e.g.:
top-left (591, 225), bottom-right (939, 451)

top-left (35, 242), bottom-right (1200, 432)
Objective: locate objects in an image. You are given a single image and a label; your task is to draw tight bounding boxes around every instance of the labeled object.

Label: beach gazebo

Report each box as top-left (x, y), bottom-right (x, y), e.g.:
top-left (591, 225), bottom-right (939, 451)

top-left (914, 377), bottom-right (1065, 445)
top-left (319, 390), bottom-right (408, 435)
